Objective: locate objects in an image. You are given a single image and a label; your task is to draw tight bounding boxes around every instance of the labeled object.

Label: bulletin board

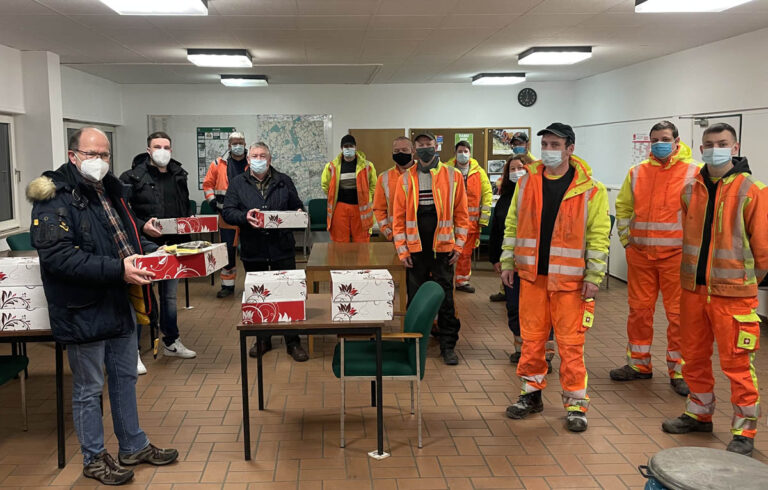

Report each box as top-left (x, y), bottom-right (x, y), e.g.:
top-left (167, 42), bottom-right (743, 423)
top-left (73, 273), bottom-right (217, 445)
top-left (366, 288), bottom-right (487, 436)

top-left (486, 127), bottom-right (532, 185)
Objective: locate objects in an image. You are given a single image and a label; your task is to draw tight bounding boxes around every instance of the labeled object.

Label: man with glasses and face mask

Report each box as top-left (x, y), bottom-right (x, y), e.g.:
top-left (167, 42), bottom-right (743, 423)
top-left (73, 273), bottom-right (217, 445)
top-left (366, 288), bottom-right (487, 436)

top-left (121, 132), bottom-right (196, 374)
top-left (373, 136), bottom-right (415, 241)
top-left (203, 131), bottom-right (248, 298)
top-left (500, 123), bottom-right (610, 432)
top-left (27, 128), bottom-right (178, 485)
top-left (662, 123), bottom-right (768, 457)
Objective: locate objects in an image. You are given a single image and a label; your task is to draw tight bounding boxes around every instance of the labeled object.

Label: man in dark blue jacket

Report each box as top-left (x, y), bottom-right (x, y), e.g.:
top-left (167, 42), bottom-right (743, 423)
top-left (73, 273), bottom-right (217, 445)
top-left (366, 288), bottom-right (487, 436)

top-left (27, 128), bottom-right (178, 486)
top-left (222, 142), bottom-right (309, 362)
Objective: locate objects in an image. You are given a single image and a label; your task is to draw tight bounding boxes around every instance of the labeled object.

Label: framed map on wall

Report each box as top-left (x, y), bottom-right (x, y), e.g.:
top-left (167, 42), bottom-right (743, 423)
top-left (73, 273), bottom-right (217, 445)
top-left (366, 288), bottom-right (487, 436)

top-left (196, 127), bottom-right (235, 190)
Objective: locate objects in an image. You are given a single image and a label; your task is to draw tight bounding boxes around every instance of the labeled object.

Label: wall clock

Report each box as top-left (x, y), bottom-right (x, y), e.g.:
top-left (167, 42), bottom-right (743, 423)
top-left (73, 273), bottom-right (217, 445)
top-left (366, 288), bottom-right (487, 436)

top-left (518, 88), bottom-right (537, 107)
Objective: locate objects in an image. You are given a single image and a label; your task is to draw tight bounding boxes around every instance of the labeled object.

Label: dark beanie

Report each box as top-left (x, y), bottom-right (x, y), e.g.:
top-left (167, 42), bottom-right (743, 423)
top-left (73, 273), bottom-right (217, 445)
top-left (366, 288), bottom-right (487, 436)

top-left (340, 134), bottom-right (356, 147)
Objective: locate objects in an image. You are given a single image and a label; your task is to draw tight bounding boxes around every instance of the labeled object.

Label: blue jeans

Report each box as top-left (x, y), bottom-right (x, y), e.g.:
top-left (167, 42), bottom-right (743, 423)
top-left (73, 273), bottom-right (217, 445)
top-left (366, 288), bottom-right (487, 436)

top-left (67, 321), bottom-right (149, 465)
top-left (136, 279), bottom-right (179, 348)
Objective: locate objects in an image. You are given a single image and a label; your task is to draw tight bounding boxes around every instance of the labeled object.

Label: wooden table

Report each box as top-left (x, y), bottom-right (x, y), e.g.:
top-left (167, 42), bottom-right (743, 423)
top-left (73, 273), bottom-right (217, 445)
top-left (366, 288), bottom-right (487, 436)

top-left (238, 294), bottom-right (388, 460)
top-left (0, 330), bottom-right (65, 468)
top-left (305, 242), bottom-right (407, 313)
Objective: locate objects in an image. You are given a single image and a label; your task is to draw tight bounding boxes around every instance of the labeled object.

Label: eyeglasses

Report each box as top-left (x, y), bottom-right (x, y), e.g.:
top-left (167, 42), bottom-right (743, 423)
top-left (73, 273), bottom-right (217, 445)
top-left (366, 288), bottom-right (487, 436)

top-left (74, 149), bottom-right (111, 161)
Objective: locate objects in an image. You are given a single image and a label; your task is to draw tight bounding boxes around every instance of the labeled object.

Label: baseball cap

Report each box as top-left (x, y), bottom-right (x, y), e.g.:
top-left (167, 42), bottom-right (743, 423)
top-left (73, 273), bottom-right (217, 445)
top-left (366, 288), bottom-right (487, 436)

top-left (340, 134), bottom-right (356, 147)
top-left (510, 131), bottom-right (529, 144)
top-left (413, 131), bottom-right (436, 142)
top-left (537, 123), bottom-right (576, 144)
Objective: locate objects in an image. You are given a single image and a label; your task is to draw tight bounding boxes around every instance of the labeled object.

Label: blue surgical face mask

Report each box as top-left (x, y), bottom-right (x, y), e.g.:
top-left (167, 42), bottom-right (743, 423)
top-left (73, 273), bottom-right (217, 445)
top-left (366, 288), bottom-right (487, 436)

top-left (249, 158), bottom-right (268, 174)
top-left (456, 152), bottom-right (470, 164)
top-left (702, 147), bottom-right (733, 167)
top-left (512, 146), bottom-right (527, 155)
top-left (231, 144), bottom-right (245, 156)
top-left (342, 148), bottom-right (356, 159)
top-left (651, 142), bottom-right (674, 160)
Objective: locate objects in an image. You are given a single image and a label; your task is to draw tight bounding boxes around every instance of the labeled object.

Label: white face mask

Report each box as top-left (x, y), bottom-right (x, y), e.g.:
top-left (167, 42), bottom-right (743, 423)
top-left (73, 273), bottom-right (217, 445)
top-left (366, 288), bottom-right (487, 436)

top-left (151, 149), bottom-right (171, 167)
top-left (541, 150), bottom-right (564, 168)
top-left (231, 144), bottom-right (245, 156)
top-left (249, 158), bottom-right (268, 174)
top-left (342, 148), bottom-right (356, 159)
top-left (509, 170), bottom-right (526, 182)
top-left (702, 147), bottom-right (733, 167)
top-left (456, 152), bottom-right (470, 165)
top-left (76, 154), bottom-right (109, 182)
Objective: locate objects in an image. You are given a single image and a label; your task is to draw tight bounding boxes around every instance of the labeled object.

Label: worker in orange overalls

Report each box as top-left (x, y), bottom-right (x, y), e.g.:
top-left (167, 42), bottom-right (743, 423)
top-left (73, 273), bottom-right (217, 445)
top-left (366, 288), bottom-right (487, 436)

top-left (446, 140), bottom-right (492, 293)
top-left (321, 135), bottom-right (377, 242)
top-left (611, 121), bottom-right (699, 397)
top-left (392, 131), bottom-right (469, 365)
top-left (373, 136), bottom-right (415, 241)
top-left (501, 123), bottom-right (610, 433)
top-left (662, 123), bottom-right (768, 457)
top-left (202, 131), bottom-right (248, 298)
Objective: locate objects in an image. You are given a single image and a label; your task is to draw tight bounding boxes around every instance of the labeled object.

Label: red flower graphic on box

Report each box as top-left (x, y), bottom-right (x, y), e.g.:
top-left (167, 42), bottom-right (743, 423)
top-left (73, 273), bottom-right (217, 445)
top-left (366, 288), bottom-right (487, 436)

top-left (1, 291), bottom-right (32, 310)
top-left (205, 251), bottom-right (217, 275)
top-left (0, 272), bottom-right (6, 282)
top-left (333, 303), bottom-right (358, 322)
top-left (265, 214), bottom-right (284, 228)
top-left (1, 312), bottom-right (31, 331)
top-left (333, 283), bottom-right (359, 302)
top-left (246, 284), bottom-right (272, 303)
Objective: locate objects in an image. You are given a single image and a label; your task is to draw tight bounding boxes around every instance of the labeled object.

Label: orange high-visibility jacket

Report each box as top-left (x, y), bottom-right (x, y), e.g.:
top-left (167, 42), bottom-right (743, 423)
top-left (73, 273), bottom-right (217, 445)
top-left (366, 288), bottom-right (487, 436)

top-left (373, 165), bottom-right (407, 240)
top-left (321, 151), bottom-right (377, 231)
top-left (500, 156), bottom-right (611, 291)
top-left (446, 157), bottom-right (493, 234)
top-left (615, 142), bottom-right (699, 260)
top-left (203, 157), bottom-right (248, 228)
top-left (391, 162), bottom-right (470, 260)
top-left (680, 162), bottom-right (768, 297)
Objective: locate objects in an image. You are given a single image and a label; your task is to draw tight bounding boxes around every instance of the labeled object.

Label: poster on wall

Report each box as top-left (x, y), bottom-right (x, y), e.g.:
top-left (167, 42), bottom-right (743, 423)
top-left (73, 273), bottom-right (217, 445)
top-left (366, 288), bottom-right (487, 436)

top-left (490, 128), bottom-right (530, 155)
top-left (455, 133), bottom-right (473, 148)
top-left (487, 159), bottom-right (506, 174)
top-left (632, 131), bottom-right (651, 166)
top-left (197, 127), bottom-right (235, 190)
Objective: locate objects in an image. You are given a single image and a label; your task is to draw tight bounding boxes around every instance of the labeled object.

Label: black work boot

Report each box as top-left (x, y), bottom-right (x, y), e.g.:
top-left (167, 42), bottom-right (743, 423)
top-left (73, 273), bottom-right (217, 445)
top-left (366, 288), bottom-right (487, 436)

top-left (83, 452), bottom-right (134, 486)
top-left (661, 414), bottom-right (713, 434)
top-left (216, 286), bottom-right (235, 298)
top-left (506, 391), bottom-right (544, 419)
top-left (287, 343), bottom-right (309, 362)
top-left (249, 338), bottom-right (273, 358)
top-left (490, 292), bottom-right (505, 302)
top-left (455, 284), bottom-right (475, 293)
top-left (566, 411), bottom-right (588, 432)
top-left (726, 435), bottom-right (754, 456)
top-left (441, 348), bottom-right (459, 365)
top-left (509, 351), bottom-right (521, 364)
top-left (670, 378), bottom-right (690, 397)
top-left (609, 364), bottom-right (652, 381)
top-left (118, 444), bottom-right (178, 466)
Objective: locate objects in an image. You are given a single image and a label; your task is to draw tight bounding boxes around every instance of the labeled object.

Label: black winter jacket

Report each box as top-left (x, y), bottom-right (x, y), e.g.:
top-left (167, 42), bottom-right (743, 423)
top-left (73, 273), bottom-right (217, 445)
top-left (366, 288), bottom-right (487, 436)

top-left (27, 163), bottom-right (158, 344)
top-left (119, 153), bottom-right (191, 228)
top-left (488, 185), bottom-right (515, 265)
top-left (222, 169), bottom-right (304, 263)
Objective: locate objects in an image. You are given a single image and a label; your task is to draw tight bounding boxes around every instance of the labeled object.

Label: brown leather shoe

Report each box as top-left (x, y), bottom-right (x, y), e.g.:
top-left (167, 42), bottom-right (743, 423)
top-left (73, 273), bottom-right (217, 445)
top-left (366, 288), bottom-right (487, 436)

top-left (287, 344), bottom-right (309, 362)
top-left (248, 338), bottom-right (272, 358)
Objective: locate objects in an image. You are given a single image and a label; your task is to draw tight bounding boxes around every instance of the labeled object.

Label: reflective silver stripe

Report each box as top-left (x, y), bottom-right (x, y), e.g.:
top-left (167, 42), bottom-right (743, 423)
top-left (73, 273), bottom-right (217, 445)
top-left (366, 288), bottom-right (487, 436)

top-left (397, 245), bottom-right (408, 254)
top-left (437, 233), bottom-right (453, 241)
top-left (360, 212), bottom-right (373, 220)
top-left (733, 416), bottom-right (758, 431)
top-left (667, 350), bottom-right (683, 360)
top-left (481, 205), bottom-right (491, 213)
top-left (616, 218), bottom-right (631, 228)
top-left (516, 255), bottom-right (536, 265)
top-left (522, 374), bottom-right (546, 385)
top-left (734, 404), bottom-right (759, 419)
top-left (383, 171), bottom-right (391, 201)
top-left (456, 275), bottom-right (470, 281)
top-left (550, 247), bottom-right (583, 259)
top-left (213, 190), bottom-right (227, 195)
top-left (359, 203), bottom-right (371, 212)
top-left (629, 343), bottom-right (652, 353)
top-left (629, 237), bottom-right (683, 247)
top-left (562, 389), bottom-right (587, 399)
top-left (711, 268), bottom-right (749, 279)
top-left (500, 250), bottom-right (514, 260)
top-left (667, 361), bottom-right (683, 374)
top-left (548, 264), bottom-right (584, 276)
top-left (713, 248), bottom-right (746, 260)
top-left (406, 220), bottom-right (418, 228)
top-left (502, 237), bottom-right (516, 247)
top-left (586, 250), bottom-right (608, 261)
top-left (406, 233), bottom-right (419, 241)
top-left (686, 392), bottom-right (715, 415)
top-left (586, 262), bottom-right (608, 273)
top-left (517, 238), bottom-right (537, 248)
top-left (632, 221), bottom-right (682, 231)
top-left (468, 216), bottom-right (479, 222)
top-left (379, 217), bottom-right (391, 227)
top-left (468, 206), bottom-right (480, 212)
top-left (683, 244), bottom-right (699, 256)
top-left (630, 166), bottom-right (640, 194)
top-left (684, 162), bottom-right (698, 183)
top-left (455, 238), bottom-right (466, 247)
top-left (630, 357), bottom-right (652, 366)
top-left (681, 263), bottom-right (697, 274)
top-left (448, 166), bottom-right (456, 216)
top-left (438, 220), bottom-right (453, 227)
top-left (393, 233), bottom-right (406, 242)
top-left (455, 227), bottom-right (468, 236)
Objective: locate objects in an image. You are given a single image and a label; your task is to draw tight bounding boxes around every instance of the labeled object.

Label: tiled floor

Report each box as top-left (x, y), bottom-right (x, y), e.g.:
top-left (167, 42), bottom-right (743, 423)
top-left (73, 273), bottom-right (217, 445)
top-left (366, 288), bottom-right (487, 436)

top-left (1, 258), bottom-right (766, 489)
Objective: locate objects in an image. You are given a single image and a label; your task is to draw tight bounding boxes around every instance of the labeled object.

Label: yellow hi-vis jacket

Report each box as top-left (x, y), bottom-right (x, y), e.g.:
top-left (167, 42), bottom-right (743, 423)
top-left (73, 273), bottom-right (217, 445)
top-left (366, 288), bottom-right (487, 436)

top-left (320, 151), bottom-right (377, 231)
top-left (446, 157), bottom-right (493, 234)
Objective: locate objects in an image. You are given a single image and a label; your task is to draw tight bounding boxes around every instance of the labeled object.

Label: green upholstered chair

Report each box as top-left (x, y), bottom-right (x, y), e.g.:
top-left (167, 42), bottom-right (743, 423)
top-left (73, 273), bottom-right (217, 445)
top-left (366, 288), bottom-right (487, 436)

top-left (308, 199), bottom-right (327, 232)
top-left (6, 232), bottom-right (33, 251)
top-left (0, 356), bottom-right (30, 431)
top-left (199, 199), bottom-right (216, 215)
top-left (188, 199), bottom-right (197, 215)
top-left (474, 212), bottom-right (493, 260)
top-left (332, 281), bottom-right (445, 448)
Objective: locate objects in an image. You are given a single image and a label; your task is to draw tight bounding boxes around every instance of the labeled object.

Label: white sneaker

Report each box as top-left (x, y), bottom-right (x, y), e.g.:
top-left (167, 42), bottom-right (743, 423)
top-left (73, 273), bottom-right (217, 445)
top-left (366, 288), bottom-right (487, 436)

top-left (137, 350), bottom-right (147, 375)
top-left (163, 339), bottom-right (196, 359)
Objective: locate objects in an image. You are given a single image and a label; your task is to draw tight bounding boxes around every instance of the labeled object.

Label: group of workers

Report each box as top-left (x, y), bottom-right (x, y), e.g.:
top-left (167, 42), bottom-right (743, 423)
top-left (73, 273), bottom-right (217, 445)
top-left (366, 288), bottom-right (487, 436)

top-left (25, 117), bottom-right (766, 484)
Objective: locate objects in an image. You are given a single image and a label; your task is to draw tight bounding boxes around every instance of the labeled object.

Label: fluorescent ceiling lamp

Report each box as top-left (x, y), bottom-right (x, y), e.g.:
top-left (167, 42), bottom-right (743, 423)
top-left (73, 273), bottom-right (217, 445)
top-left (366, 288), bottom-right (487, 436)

top-left (221, 75), bottom-right (268, 87)
top-left (472, 73), bottom-right (526, 86)
top-left (187, 49), bottom-right (252, 68)
top-left (518, 46), bottom-right (592, 65)
top-left (635, 0), bottom-right (753, 12)
top-left (99, 0), bottom-right (208, 15)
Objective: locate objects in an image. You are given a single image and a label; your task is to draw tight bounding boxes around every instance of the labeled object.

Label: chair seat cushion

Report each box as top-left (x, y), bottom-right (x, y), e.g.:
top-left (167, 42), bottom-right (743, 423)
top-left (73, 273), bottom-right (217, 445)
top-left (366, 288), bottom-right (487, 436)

top-left (332, 340), bottom-right (416, 378)
top-left (0, 356), bottom-right (29, 386)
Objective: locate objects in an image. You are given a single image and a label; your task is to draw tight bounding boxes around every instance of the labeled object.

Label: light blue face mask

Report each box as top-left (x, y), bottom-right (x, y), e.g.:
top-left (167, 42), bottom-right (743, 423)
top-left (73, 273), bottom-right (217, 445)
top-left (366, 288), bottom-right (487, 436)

top-left (231, 144), bottom-right (245, 156)
top-left (249, 158), bottom-right (268, 174)
top-left (512, 146), bottom-right (527, 155)
top-left (342, 148), bottom-right (356, 159)
top-left (651, 142), bottom-right (674, 160)
top-left (702, 147), bottom-right (733, 166)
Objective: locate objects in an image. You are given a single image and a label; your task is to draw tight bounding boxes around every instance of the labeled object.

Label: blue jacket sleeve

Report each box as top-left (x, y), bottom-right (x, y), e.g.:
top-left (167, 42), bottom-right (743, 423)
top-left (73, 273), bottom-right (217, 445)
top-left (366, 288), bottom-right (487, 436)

top-left (221, 183), bottom-right (248, 226)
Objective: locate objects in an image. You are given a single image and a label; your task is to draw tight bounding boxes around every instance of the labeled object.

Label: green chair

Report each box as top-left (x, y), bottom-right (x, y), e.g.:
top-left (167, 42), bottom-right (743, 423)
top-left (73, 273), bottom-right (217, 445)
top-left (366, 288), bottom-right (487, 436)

top-left (0, 355), bottom-right (30, 431)
top-left (474, 212), bottom-right (493, 261)
top-left (188, 199), bottom-right (197, 216)
top-left (200, 199), bottom-right (216, 215)
top-left (6, 232), bottom-right (33, 251)
top-left (308, 199), bottom-right (327, 232)
top-left (332, 281), bottom-right (445, 448)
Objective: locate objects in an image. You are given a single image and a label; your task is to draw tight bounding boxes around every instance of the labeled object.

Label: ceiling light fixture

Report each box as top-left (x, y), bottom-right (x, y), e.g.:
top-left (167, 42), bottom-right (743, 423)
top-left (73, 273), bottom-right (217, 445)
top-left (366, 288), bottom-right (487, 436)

top-left (220, 75), bottom-right (268, 87)
top-left (99, 0), bottom-right (208, 15)
top-left (518, 46), bottom-right (592, 65)
top-left (187, 49), bottom-right (252, 68)
top-left (635, 0), bottom-right (753, 12)
top-left (471, 73), bottom-right (526, 86)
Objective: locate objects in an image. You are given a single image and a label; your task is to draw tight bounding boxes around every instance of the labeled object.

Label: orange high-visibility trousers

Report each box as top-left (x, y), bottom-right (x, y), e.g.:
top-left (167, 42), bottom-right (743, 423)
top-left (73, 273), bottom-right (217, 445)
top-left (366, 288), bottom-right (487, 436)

top-left (680, 287), bottom-right (760, 438)
top-left (455, 232), bottom-right (479, 286)
top-left (518, 275), bottom-right (591, 413)
top-left (329, 202), bottom-right (369, 243)
top-left (625, 246), bottom-right (684, 378)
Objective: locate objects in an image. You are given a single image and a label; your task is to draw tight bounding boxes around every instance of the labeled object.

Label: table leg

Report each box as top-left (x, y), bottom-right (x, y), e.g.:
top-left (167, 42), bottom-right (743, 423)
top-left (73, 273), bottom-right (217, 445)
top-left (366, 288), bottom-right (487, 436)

top-left (375, 329), bottom-right (384, 456)
top-left (184, 278), bottom-right (193, 309)
top-left (398, 270), bottom-right (407, 316)
top-left (240, 332), bottom-right (251, 461)
top-left (257, 348), bottom-right (264, 411)
top-left (55, 342), bottom-right (65, 469)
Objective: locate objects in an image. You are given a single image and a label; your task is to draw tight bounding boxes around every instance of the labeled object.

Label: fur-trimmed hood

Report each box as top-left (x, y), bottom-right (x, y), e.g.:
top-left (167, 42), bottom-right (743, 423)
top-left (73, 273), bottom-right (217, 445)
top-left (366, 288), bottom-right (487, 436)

top-left (26, 175), bottom-right (57, 202)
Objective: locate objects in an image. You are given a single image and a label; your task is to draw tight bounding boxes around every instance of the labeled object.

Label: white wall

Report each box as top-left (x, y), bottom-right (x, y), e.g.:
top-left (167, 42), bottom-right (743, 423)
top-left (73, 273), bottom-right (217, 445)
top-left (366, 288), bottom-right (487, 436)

top-left (61, 66), bottom-right (123, 126)
top-left (0, 44), bottom-right (24, 115)
top-left (117, 81), bottom-right (576, 203)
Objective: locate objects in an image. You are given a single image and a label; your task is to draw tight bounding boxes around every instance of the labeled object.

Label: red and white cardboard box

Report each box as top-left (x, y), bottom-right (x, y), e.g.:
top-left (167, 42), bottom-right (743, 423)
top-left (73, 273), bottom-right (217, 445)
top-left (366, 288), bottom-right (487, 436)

top-left (243, 270), bottom-right (307, 303)
top-left (155, 216), bottom-right (219, 235)
top-left (135, 243), bottom-right (227, 280)
top-left (0, 257), bottom-right (43, 286)
top-left (331, 269), bottom-right (394, 303)
top-left (0, 308), bottom-right (50, 331)
top-left (331, 300), bottom-right (393, 322)
top-left (241, 300), bottom-right (306, 324)
top-left (253, 210), bottom-right (308, 229)
top-left (0, 286), bottom-right (48, 310)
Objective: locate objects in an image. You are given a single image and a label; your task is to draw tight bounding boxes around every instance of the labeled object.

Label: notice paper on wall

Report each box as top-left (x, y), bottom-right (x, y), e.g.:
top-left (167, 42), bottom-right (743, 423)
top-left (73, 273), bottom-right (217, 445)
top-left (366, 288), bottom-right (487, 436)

top-left (196, 127), bottom-right (236, 190)
top-left (632, 131), bottom-right (651, 166)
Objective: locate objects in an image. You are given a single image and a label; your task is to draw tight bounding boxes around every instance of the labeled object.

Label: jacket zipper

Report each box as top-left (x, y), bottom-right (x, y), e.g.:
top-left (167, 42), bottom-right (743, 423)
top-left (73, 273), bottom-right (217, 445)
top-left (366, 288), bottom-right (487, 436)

top-left (705, 180), bottom-right (723, 300)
